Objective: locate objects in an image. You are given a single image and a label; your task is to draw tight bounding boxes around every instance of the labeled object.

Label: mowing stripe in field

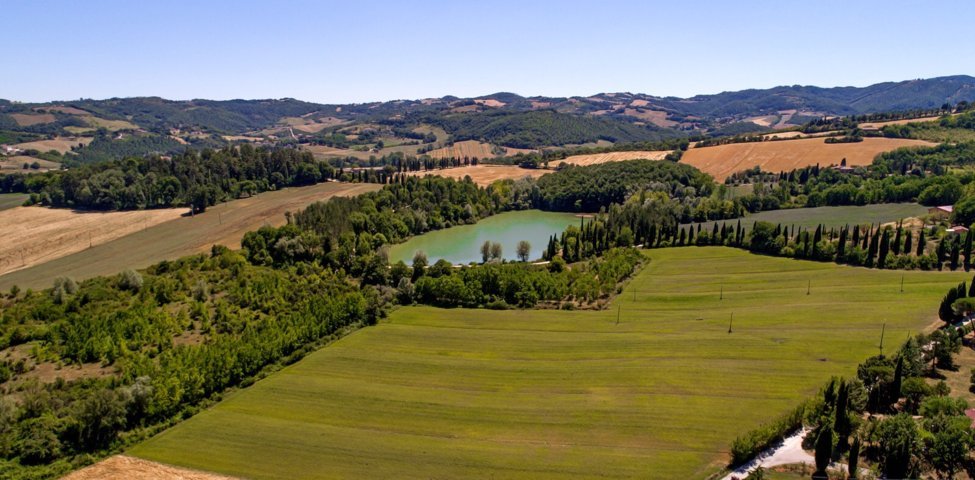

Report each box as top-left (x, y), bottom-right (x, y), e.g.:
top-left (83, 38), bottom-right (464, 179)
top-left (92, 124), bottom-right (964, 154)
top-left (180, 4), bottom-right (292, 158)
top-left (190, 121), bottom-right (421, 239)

top-left (129, 247), bottom-right (968, 479)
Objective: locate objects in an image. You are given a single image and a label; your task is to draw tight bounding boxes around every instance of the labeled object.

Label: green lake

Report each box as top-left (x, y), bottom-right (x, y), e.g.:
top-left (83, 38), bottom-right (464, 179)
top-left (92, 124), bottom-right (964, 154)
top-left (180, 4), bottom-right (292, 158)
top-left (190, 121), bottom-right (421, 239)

top-left (388, 210), bottom-right (579, 265)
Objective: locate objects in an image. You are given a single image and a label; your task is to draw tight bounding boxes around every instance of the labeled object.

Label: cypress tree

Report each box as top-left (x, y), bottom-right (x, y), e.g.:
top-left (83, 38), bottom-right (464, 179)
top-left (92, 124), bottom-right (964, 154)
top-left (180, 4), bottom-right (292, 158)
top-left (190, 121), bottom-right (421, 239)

top-left (904, 229), bottom-right (913, 256)
top-left (917, 229), bottom-right (926, 256)
top-left (878, 229), bottom-right (891, 269)
top-left (814, 425), bottom-right (834, 476)
top-left (866, 229), bottom-right (879, 267)
top-left (848, 437), bottom-right (861, 480)
top-left (950, 237), bottom-right (961, 271)
top-left (969, 275), bottom-right (975, 297)
top-left (678, 228), bottom-right (686, 246)
top-left (965, 230), bottom-right (973, 271)
top-left (892, 356), bottom-right (904, 402)
top-left (688, 225), bottom-right (695, 244)
top-left (892, 224), bottom-right (902, 255)
top-left (937, 238), bottom-right (947, 269)
top-left (837, 226), bottom-right (848, 259)
top-left (834, 380), bottom-right (850, 443)
top-left (711, 222), bottom-right (719, 245)
top-left (852, 224), bottom-right (860, 246)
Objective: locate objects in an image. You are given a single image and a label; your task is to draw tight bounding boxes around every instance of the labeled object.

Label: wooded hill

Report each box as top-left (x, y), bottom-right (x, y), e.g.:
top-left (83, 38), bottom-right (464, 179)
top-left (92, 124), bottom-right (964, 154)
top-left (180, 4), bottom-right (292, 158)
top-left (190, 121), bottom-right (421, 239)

top-left (2, 75), bottom-right (974, 164)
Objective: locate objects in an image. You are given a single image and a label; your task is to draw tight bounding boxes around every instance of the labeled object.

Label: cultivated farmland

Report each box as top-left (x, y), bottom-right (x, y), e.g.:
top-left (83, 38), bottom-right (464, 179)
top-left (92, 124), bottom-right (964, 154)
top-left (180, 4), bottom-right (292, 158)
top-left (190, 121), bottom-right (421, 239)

top-left (12, 136), bottom-right (93, 154)
top-left (425, 140), bottom-right (534, 159)
top-left (0, 206), bottom-right (185, 277)
top-left (555, 150), bottom-right (671, 167)
top-left (681, 137), bottom-right (935, 182)
top-left (129, 247), bottom-right (966, 479)
top-left (0, 193), bottom-right (28, 211)
top-left (692, 203), bottom-right (930, 231)
top-left (0, 182), bottom-right (380, 291)
top-left (405, 164), bottom-right (549, 186)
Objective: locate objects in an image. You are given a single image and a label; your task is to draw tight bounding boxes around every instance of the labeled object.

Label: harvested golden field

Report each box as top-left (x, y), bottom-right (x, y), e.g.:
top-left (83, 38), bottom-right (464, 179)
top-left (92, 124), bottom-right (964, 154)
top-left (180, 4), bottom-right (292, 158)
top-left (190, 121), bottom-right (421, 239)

top-left (0, 182), bottom-right (380, 291)
top-left (0, 156), bottom-right (60, 172)
top-left (13, 136), bottom-right (92, 154)
top-left (555, 150), bottom-right (671, 167)
top-left (9, 113), bottom-right (55, 126)
top-left (282, 116), bottom-right (346, 133)
top-left (0, 206), bottom-right (185, 277)
top-left (63, 455), bottom-right (237, 480)
top-left (859, 116), bottom-right (943, 130)
top-left (406, 165), bottom-right (548, 186)
top-left (623, 109), bottom-right (678, 127)
top-left (426, 140), bottom-right (534, 159)
top-left (682, 137), bottom-right (935, 181)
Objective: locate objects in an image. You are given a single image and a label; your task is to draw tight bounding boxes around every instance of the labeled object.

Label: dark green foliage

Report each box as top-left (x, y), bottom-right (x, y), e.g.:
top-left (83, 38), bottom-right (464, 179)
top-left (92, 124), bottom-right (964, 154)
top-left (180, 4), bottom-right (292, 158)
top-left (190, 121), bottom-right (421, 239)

top-left (412, 248), bottom-right (642, 308)
top-left (71, 133), bottom-right (189, 164)
top-left (729, 404), bottom-right (806, 466)
top-left (848, 437), bottom-right (861, 479)
top-left (432, 110), bottom-right (673, 149)
top-left (534, 160), bottom-right (716, 213)
top-left (0, 249), bottom-right (380, 474)
top-left (876, 413), bottom-right (920, 479)
top-left (2, 145), bottom-right (336, 211)
top-left (814, 424), bottom-right (833, 475)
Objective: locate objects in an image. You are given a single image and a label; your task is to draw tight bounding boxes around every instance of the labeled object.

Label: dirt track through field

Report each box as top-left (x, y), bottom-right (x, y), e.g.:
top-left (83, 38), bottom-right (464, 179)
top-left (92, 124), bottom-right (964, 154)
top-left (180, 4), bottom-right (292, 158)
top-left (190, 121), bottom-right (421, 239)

top-left (681, 137), bottom-right (934, 181)
top-left (62, 455), bottom-right (238, 480)
top-left (0, 182), bottom-right (379, 291)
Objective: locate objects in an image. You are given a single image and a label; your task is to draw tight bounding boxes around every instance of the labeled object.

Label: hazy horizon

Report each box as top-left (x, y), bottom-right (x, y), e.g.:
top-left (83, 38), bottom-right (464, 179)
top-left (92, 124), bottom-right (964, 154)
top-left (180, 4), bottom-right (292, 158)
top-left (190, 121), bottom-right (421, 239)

top-left (4, 0), bottom-right (974, 104)
top-left (6, 73), bottom-right (975, 106)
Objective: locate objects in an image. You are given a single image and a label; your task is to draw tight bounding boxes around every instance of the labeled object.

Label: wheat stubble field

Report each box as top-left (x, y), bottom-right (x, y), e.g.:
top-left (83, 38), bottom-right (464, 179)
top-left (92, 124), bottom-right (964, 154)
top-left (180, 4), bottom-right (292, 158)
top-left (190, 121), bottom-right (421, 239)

top-left (682, 137), bottom-right (935, 181)
top-left (129, 247), bottom-right (965, 479)
top-left (0, 182), bottom-right (379, 291)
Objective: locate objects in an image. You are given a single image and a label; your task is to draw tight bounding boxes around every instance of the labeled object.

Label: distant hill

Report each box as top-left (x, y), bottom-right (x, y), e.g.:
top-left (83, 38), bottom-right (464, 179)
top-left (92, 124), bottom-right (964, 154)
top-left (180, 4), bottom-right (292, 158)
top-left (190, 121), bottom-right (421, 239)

top-left (1, 75), bottom-right (973, 162)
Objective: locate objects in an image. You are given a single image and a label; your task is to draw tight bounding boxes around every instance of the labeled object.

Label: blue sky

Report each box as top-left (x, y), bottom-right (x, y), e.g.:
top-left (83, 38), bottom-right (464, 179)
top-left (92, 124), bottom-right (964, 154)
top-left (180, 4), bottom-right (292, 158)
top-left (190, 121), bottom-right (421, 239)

top-left (4, 0), bottom-right (973, 103)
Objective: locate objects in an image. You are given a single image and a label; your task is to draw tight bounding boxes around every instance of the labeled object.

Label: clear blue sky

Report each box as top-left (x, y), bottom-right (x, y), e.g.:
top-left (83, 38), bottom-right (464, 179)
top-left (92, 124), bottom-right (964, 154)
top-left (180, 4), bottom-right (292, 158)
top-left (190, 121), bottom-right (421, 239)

top-left (4, 0), bottom-right (973, 103)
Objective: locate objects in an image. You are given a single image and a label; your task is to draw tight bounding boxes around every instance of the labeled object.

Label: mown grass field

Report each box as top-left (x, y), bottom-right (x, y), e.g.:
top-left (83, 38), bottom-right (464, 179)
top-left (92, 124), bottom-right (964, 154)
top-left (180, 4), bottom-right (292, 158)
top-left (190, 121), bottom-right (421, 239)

top-left (692, 203), bottom-right (929, 231)
top-left (0, 182), bottom-right (379, 291)
top-left (0, 194), bottom-right (27, 211)
top-left (129, 247), bottom-right (967, 479)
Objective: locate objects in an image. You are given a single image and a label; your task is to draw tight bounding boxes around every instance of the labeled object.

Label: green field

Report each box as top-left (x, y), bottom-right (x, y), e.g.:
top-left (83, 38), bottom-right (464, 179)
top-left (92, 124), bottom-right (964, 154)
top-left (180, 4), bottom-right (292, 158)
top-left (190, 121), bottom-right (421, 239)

top-left (130, 247), bottom-right (966, 479)
top-left (693, 203), bottom-right (928, 231)
top-left (0, 193), bottom-right (27, 211)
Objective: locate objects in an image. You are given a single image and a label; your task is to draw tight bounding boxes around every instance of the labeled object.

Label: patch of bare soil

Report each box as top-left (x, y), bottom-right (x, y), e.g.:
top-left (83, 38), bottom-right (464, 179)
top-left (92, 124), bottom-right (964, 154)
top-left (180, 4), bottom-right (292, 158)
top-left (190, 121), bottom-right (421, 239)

top-left (61, 455), bottom-right (239, 480)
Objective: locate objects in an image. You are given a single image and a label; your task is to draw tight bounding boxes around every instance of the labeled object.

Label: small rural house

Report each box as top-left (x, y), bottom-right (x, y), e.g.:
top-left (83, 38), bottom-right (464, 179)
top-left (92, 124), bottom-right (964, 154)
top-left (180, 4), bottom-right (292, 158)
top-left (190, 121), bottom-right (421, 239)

top-left (929, 205), bottom-right (953, 219)
top-left (946, 225), bottom-right (969, 236)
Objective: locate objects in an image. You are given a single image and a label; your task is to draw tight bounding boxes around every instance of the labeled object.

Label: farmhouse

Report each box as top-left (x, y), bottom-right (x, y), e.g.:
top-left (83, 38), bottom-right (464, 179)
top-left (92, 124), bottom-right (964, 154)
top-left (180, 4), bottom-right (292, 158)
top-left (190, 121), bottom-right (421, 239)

top-left (0, 145), bottom-right (23, 156)
top-left (946, 225), bottom-right (969, 236)
top-left (929, 205), bottom-right (953, 219)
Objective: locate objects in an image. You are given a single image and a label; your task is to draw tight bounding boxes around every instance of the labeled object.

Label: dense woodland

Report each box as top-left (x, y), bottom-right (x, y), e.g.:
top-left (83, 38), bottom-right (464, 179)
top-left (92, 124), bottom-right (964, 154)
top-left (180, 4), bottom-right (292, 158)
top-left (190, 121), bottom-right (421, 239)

top-left (1, 145), bottom-right (337, 212)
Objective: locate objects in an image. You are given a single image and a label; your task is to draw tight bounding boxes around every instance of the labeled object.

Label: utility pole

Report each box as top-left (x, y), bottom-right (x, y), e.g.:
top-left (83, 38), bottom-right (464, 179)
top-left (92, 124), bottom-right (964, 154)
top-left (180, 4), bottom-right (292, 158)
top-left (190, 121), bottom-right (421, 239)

top-left (728, 312), bottom-right (734, 334)
top-left (720, 284), bottom-right (723, 300)
top-left (616, 305), bottom-right (620, 325)
top-left (807, 279), bottom-right (811, 295)
top-left (900, 275), bottom-right (904, 293)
